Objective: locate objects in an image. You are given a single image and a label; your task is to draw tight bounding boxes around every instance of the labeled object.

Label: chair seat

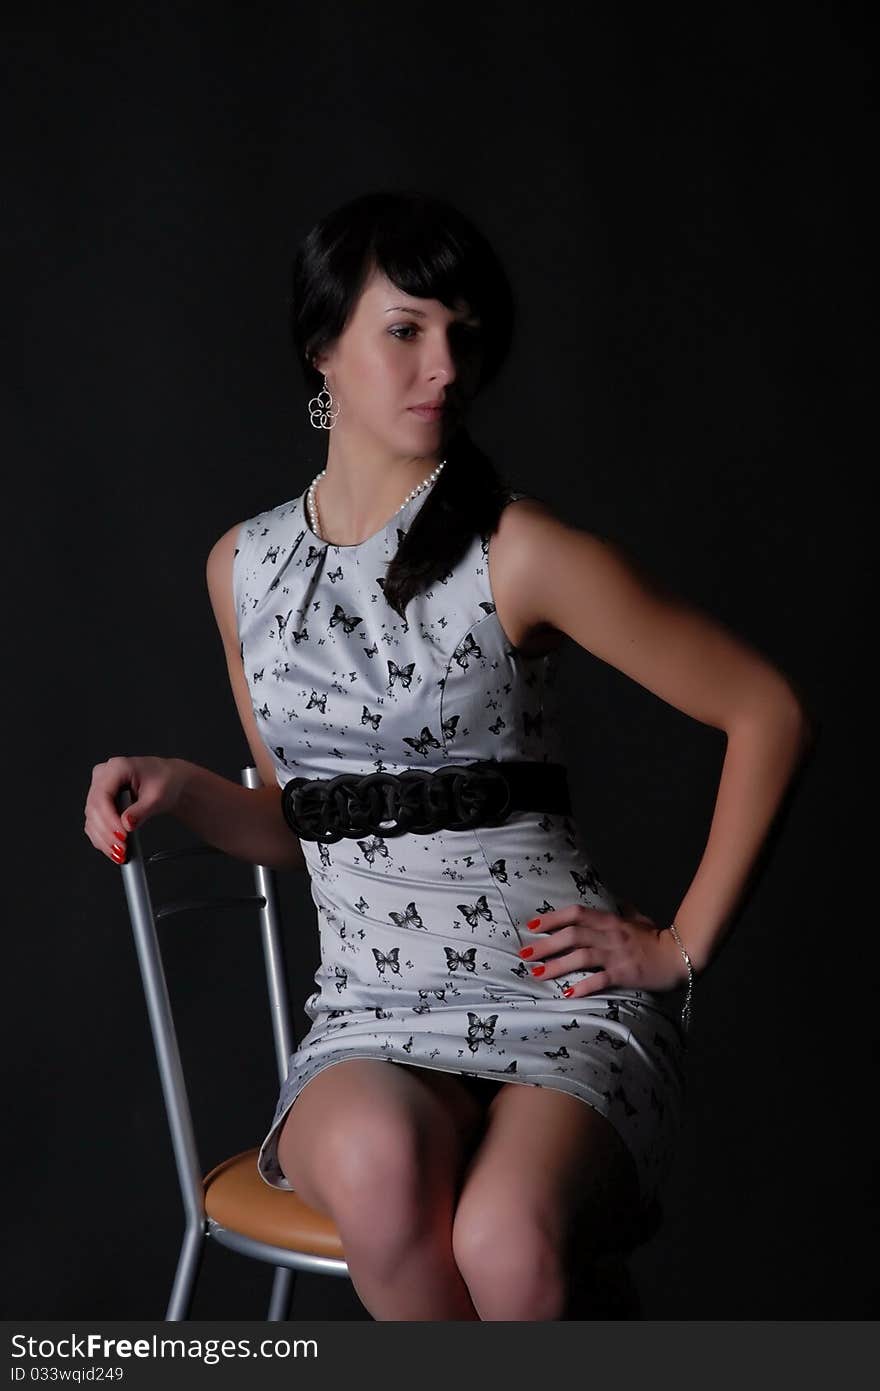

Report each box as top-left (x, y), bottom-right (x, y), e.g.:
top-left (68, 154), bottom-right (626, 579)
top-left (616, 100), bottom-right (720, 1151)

top-left (203, 1149), bottom-right (345, 1259)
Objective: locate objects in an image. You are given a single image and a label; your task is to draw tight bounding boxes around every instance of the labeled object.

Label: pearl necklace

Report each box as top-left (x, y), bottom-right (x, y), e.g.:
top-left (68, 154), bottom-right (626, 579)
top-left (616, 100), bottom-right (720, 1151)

top-left (306, 458), bottom-right (446, 542)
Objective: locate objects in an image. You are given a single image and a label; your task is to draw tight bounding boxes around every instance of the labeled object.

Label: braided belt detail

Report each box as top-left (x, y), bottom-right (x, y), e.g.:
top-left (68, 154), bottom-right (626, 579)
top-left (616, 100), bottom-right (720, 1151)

top-left (281, 762), bottom-right (516, 844)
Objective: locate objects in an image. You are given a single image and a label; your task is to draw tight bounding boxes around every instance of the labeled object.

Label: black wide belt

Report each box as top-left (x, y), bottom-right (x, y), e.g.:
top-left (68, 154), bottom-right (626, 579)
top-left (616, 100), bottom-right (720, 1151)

top-left (280, 759), bottom-right (572, 844)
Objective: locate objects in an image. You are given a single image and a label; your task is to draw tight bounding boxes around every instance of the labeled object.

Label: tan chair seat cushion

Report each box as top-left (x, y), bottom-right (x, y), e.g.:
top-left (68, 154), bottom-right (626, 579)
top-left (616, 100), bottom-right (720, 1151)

top-left (203, 1149), bottom-right (345, 1259)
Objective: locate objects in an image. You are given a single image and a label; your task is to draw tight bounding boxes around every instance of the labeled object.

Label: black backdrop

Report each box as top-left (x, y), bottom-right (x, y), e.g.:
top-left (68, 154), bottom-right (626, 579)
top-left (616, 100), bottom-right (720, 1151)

top-left (2, 4), bottom-right (873, 1320)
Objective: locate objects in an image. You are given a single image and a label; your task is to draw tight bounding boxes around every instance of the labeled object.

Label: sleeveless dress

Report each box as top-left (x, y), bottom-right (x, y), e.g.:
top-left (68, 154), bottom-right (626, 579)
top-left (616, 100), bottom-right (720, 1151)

top-left (232, 475), bottom-right (688, 1214)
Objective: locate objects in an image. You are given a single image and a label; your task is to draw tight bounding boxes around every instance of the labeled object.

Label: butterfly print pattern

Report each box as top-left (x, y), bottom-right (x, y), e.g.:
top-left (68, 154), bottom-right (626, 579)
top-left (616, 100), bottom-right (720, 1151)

top-left (232, 478), bottom-right (687, 1211)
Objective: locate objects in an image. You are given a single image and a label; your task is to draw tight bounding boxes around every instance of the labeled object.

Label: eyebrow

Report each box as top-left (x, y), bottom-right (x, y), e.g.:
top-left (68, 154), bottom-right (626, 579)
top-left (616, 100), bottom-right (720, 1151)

top-left (384, 305), bottom-right (481, 324)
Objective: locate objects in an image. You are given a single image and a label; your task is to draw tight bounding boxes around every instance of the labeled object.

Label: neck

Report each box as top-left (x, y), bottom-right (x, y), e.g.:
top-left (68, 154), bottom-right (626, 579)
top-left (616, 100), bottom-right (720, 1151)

top-left (311, 434), bottom-right (443, 544)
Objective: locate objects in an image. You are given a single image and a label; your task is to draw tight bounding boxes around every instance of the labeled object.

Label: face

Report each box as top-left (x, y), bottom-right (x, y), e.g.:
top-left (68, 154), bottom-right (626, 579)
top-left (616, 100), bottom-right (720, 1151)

top-left (312, 264), bottom-right (484, 453)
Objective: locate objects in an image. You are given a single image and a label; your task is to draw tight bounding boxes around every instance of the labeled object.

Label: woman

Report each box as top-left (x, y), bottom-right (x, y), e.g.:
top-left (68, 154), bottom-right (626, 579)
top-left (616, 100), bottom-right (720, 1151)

top-left (85, 189), bottom-right (814, 1320)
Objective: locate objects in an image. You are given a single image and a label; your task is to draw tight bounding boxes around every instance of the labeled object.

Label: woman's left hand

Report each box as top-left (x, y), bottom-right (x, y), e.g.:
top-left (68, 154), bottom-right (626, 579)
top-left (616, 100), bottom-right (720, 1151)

top-left (520, 902), bottom-right (690, 998)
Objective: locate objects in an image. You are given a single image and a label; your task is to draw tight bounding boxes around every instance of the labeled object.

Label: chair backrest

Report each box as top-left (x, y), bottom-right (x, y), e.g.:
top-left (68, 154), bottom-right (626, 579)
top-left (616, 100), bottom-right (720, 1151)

top-left (115, 765), bottom-right (294, 1225)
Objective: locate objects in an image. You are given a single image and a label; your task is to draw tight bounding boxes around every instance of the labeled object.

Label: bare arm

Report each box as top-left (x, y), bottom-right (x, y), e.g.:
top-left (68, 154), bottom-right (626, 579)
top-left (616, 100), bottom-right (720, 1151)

top-left (495, 500), bottom-right (815, 974)
top-left (87, 544), bottom-right (308, 870)
top-left (169, 757), bottom-right (306, 872)
top-left (198, 522), bottom-right (307, 873)
top-left (86, 751), bottom-right (306, 872)
top-left (661, 706), bottom-right (811, 973)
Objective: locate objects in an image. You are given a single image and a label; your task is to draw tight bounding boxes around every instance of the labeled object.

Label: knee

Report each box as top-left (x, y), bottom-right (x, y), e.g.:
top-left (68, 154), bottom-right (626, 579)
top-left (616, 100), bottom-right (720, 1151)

top-left (319, 1114), bottom-right (452, 1269)
top-left (451, 1198), bottom-right (568, 1321)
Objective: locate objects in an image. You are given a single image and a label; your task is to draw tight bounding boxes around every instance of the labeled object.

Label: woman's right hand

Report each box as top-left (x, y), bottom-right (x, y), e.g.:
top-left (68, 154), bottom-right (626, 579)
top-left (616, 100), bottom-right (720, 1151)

top-left (84, 755), bottom-right (188, 865)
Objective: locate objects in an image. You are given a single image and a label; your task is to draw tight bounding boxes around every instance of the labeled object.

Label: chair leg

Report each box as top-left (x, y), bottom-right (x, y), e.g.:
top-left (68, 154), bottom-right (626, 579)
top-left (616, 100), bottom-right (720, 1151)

top-left (267, 1265), bottom-right (296, 1321)
top-left (165, 1222), bottom-right (206, 1320)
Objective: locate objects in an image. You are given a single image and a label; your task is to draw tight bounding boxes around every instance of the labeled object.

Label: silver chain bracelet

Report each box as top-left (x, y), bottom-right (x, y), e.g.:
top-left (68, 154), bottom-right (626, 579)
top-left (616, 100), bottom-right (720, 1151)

top-left (668, 920), bottom-right (695, 1034)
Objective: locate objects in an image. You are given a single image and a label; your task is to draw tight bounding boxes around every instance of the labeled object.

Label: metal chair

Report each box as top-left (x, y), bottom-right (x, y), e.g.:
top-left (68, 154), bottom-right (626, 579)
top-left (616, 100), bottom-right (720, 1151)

top-left (115, 764), bottom-right (349, 1321)
top-left (114, 764), bottom-right (662, 1320)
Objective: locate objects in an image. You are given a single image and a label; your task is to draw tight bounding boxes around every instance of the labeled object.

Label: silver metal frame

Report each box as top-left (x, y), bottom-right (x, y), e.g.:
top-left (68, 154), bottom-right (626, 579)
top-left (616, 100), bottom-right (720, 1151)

top-left (116, 764), bottom-right (349, 1321)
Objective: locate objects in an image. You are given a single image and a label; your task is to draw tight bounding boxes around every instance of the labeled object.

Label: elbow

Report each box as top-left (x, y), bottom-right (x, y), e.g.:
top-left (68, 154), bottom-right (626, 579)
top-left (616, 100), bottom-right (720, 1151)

top-left (775, 687), bottom-right (820, 760)
top-left (779, 673), bottom-right (820, 751)
top-left (727, 673), bottom-right (818, 752)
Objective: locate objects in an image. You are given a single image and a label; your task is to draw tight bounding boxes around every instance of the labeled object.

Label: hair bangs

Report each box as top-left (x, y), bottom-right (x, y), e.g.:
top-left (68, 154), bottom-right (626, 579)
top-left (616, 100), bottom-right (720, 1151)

top-left (294, 189), bottom-right (515, 398)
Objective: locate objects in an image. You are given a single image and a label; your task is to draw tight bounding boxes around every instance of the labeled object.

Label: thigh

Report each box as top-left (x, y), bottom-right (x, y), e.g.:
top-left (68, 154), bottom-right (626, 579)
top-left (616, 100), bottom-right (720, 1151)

top-left (276, 1061), bottom-right (492, 1216)
top-left (454, 1083), bottom-right (642, 1257)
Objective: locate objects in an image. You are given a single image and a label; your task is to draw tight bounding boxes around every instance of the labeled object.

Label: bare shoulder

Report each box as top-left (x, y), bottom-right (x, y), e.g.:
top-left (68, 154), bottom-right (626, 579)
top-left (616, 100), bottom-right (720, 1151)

top-left (489, 496), bottom-right (808, 731)
top-left (490, 496), bottom-right (647, 617)
top-left (205, 521), bottom-right (244, 647)
top-left (491, 493), bottom-right (563, 550)
top-left (205, 520), bottom-right (283, 792)
top-left (487, 495), bottom-right (571, 657)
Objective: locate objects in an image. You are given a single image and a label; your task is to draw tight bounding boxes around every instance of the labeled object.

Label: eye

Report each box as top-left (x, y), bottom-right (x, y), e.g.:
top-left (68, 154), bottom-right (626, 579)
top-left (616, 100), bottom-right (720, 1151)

top-left (388, 322), bottom-right (483, 348)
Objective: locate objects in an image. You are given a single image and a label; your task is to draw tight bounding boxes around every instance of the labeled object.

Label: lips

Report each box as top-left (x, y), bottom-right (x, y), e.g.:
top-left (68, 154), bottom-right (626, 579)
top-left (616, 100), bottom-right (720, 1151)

top-left (409, 404), bottom-right (445, 419)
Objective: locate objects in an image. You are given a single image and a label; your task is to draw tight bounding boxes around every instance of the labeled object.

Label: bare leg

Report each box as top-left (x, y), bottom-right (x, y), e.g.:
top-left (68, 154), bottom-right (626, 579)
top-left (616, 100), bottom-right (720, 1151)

top-left (275, 1060), bottom-right (492, 1319)
top-left (451, 1084), bottom-right (642, 1320)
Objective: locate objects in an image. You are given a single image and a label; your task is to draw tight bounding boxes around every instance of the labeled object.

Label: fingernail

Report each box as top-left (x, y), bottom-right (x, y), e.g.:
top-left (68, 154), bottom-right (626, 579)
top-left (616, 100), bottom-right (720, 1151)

top-left (518, 946), bottom-right (534, 959)
top-left (116, 829), bottom-right (127, 840)
top-left (527, 918), bottom-right (541, 929)
top-left (562, 987), bottom-right (575, 997)
top-left (126, 815), bottom-right (137, 830)
top-left (530, 964), bottom-right (545, 976)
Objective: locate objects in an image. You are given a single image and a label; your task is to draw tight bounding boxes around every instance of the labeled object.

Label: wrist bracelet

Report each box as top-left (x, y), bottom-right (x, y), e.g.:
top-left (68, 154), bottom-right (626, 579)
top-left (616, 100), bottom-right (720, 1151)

top-left (668, 920), bottom-right (694, 1034)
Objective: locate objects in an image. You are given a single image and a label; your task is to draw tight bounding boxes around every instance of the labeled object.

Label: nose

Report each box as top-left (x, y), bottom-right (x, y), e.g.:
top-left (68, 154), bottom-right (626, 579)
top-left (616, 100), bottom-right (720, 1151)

top-left (424, 328), bottom-right (461, 388)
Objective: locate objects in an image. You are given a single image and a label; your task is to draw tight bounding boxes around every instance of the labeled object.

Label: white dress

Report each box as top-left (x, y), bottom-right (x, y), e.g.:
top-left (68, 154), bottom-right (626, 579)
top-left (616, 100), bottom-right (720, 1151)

top-left (232, 475), bottom-right (688, 1214)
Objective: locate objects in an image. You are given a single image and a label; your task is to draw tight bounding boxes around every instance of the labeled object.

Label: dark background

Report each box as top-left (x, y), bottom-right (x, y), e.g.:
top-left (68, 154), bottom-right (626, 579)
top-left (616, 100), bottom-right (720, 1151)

top-left (3, 4), bottom-right (873, 1320)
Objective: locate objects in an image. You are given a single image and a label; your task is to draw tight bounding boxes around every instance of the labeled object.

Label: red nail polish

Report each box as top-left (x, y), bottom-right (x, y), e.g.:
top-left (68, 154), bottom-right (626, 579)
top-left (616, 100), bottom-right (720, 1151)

top-left (527, 918), bottom-right (541, 928)
top-left (518, 946), bottom-right (534, 959)
top-left (530, 964), bottom-right (545, 976)
top-left (562, 987), bottom-right (574, 997)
